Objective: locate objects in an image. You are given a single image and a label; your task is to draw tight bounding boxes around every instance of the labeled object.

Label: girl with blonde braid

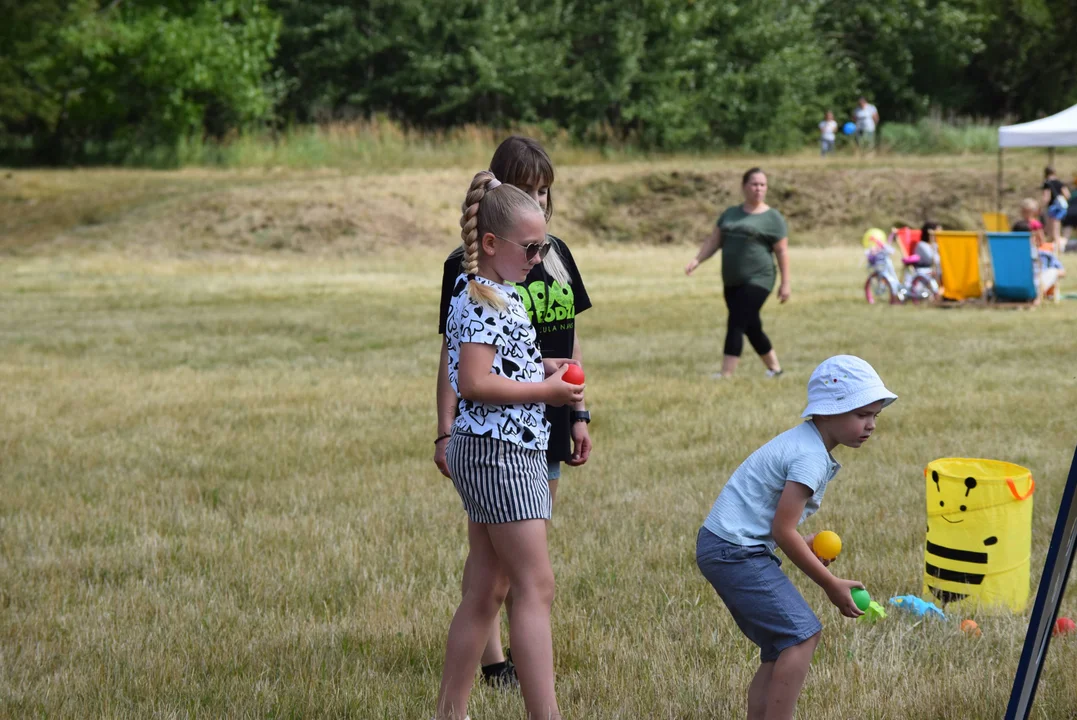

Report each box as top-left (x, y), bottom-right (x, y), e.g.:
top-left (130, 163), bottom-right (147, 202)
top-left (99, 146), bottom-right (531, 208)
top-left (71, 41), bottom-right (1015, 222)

top-left (435, 136), bottom-right (593, 690)
top-left (435, 171), bottom-right (582, 720)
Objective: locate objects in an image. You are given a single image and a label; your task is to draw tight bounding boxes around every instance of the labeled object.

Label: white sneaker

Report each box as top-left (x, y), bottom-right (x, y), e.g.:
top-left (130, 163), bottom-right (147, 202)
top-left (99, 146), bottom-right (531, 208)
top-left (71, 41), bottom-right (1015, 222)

top-left (765, 369), bottom-right (784, 378)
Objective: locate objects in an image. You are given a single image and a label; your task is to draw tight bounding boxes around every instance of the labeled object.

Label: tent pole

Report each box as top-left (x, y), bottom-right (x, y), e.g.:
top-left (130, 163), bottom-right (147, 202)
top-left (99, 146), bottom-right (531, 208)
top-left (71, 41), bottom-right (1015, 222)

top-left (997, 148), bottom-right (1003, 214)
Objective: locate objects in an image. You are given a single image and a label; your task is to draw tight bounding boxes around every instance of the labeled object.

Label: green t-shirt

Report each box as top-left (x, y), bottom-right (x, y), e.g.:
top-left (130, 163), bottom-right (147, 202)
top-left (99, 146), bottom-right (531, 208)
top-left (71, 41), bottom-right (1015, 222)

top-left (717, 206), bottom-right (788, 291)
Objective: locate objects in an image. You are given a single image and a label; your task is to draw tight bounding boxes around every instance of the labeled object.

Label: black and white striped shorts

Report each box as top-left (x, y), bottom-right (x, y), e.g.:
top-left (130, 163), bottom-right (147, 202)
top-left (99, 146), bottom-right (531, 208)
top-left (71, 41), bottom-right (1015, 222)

top-left (446, 431), bottom-right (550, 524)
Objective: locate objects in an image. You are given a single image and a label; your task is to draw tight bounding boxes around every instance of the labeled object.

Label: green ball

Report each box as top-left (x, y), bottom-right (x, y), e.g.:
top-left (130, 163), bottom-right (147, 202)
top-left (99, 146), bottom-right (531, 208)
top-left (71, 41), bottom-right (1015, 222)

top-left (851, 588), bottom-right (871, 611)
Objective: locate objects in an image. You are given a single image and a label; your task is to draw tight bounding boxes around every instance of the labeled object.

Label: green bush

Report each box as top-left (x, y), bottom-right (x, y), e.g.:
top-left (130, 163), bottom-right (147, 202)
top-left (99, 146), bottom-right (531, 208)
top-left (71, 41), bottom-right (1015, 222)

top-left (1, 0), bottom-right (280, 164)
top-left (881, 119), bottom-right (998, 155)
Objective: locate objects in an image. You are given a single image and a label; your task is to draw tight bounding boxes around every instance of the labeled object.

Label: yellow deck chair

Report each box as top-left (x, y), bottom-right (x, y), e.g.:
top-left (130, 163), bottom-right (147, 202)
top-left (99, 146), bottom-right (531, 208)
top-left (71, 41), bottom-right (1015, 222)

top-left (936, 230), bottom-right (984, 301)
top-left (982, 212), bottom-right (1010, 232)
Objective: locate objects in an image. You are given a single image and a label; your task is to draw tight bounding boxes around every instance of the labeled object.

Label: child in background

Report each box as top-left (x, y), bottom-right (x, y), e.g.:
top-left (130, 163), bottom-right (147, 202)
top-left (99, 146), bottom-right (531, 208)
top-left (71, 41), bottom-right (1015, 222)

top-left (1011, 199), bottom-right (1064, 296)
top-left (1063, 173), bottom-right (1077, 252)
top-left (696, 355), bottom-right (897, 720)
top-left (1039, 249), bottom-right (1065, 299)
top-left (1011, 198), bottom-right (1045, 245)
top-left (912, 221), bottom-right (940, 274)
top-left (1042, 167), bottom-right (1071, 252)
top-left (818, 111), bottom-right (837, 157)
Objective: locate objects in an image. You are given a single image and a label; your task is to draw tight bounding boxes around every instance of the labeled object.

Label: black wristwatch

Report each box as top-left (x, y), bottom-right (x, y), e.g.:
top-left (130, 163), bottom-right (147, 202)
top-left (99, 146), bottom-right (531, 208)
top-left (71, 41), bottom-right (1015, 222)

top-left (571, 410), bottom-right (591, 424)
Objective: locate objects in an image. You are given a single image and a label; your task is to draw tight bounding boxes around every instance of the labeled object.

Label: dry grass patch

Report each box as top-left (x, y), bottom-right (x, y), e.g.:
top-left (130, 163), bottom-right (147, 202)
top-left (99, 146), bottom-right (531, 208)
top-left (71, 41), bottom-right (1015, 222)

top-left (568, 164), bottom-right (1048, 246)
top-left (2, 152), bottom-right (1064, 257)
top-left (1, 245), bottom-right (1076, 718)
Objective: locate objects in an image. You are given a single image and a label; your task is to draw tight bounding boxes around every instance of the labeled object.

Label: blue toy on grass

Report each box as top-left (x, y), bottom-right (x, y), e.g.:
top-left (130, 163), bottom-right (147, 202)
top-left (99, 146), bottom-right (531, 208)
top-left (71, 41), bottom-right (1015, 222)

top-left (889, 595), bottom-right (946, 619)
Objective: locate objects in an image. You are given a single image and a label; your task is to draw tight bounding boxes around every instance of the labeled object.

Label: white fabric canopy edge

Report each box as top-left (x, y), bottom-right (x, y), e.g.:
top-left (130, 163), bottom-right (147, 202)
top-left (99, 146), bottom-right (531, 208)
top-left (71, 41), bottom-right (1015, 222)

top-left (999, 104), bottom-right (1077, 148)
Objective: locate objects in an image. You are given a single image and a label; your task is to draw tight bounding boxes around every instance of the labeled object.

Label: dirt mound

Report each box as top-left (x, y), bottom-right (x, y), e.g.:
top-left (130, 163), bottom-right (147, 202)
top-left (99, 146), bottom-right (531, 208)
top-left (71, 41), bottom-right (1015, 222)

top-left (564, 165), bottom-right (1039, 245)
top-left (1, 160), bottom-right (1048, 255)
top-left (142, 184), bottom-right (430, 254)
top-left (3, 170), bottom-right (464, 256)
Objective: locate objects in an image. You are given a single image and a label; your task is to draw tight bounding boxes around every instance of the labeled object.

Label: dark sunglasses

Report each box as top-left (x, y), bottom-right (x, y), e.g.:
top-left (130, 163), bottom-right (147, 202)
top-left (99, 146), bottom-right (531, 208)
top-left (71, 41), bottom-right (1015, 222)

top-left (495, 234), bottom-right (551, 261)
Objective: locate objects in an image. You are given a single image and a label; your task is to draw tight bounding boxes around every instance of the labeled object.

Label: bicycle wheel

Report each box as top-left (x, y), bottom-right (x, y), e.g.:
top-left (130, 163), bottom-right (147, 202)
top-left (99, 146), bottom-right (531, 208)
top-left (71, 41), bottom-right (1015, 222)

top-left (908, 275), bottom-right (938, 304)
top-left (864, 273), bottom-right (897, 305)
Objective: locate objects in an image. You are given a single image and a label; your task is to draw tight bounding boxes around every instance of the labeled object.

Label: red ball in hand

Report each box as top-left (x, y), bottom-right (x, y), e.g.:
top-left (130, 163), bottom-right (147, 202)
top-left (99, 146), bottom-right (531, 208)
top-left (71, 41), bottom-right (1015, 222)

top-left (562, 364), bottom-right (585, 385)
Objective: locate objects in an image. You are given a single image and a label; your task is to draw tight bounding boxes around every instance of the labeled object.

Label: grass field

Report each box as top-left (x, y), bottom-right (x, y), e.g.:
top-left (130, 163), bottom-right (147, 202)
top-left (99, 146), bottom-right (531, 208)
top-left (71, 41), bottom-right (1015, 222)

top-left (2, 157), bottom-right (1077, 718)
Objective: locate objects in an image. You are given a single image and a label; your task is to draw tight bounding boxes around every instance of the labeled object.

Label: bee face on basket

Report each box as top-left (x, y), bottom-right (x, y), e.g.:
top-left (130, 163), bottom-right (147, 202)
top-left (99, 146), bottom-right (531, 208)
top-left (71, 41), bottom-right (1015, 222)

top-left (923, 462), bottom-right (1034, 611)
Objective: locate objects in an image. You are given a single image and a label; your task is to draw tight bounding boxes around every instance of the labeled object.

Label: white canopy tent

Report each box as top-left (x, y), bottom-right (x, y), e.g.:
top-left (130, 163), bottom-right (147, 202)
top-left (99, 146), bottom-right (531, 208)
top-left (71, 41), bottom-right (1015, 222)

top-left (999, 104), bottom-right (1077, 148)
top-left (996, 104), bottom-right (1077, 211)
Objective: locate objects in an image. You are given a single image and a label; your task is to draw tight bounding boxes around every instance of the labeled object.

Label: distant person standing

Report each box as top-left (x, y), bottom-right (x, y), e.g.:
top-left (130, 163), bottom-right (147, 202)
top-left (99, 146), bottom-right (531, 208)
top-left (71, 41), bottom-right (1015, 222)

top-left (1042, 166), bottom-right (1071, 253)
top-left (853, 97), bottom-right (880, 153)
top-left (1062, 181), bottom-right (1077, 252)
top-left (818, 111), bottom-right (837, 157)
top-left (685, 168), bottom-right (790, 379)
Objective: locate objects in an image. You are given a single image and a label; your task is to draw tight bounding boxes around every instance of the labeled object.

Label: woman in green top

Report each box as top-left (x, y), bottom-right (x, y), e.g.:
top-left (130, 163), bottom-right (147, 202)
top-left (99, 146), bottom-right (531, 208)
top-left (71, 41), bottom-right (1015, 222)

top-left (685, 167), bottom-right (791, 378)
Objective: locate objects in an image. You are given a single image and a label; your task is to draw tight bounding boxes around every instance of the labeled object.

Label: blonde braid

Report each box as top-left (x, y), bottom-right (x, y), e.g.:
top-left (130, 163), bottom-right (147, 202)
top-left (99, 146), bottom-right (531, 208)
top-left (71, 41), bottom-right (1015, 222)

top-left (459, 171), bottom-right (507, 310)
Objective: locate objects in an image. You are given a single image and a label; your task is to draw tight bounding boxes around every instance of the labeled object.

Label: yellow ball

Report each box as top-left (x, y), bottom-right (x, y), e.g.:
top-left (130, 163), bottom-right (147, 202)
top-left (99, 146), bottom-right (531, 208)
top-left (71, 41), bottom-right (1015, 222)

top-left (861, 227), bottom-right (886, 249)
top-left (813, 530), bottom-right (842, 561)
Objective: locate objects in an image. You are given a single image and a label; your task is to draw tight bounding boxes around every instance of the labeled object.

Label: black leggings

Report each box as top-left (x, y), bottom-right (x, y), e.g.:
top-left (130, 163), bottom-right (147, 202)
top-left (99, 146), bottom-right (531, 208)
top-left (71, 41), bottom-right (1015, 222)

top-left (723, 284), bottom-right (773, 357)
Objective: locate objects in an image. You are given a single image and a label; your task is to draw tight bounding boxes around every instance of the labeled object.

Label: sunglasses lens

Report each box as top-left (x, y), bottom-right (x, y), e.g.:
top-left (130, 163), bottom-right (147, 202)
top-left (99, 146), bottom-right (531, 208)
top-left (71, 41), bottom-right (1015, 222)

top-left (503, 235), bottom-right (550, 261)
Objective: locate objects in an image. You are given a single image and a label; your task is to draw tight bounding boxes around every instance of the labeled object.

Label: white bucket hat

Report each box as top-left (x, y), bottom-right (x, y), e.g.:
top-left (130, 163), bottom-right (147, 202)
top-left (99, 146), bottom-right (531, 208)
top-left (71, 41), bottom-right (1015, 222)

top-left (802, 355), bottom-right (897, 418)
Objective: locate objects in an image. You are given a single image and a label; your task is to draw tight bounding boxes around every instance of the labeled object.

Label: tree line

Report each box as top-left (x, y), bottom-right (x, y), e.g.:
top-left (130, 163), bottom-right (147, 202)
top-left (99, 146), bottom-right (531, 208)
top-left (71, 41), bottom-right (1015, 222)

top-left (2, 0), bottom-right (1076, 164)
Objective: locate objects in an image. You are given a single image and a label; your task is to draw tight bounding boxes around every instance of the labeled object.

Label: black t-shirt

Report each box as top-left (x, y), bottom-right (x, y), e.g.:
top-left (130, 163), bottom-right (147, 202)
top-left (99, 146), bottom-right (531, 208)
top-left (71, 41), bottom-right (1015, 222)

top-left (439, 235), bottom-right (592, 463)
top-left (1044, 178), bottom-right (1066, 204)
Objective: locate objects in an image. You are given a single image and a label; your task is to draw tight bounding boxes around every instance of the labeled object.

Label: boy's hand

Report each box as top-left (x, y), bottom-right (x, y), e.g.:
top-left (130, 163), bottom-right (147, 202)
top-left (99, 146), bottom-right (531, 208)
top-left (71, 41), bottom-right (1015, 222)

top-left (826, 578), bottom-right (866, 618)
top-left (801, 534), bottom-right (831, 567)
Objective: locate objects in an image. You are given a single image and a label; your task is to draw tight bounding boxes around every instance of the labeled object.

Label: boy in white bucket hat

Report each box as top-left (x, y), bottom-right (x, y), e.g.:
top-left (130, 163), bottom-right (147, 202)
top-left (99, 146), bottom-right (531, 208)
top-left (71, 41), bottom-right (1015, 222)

top-left (696, 355), bottom-right (896, 720)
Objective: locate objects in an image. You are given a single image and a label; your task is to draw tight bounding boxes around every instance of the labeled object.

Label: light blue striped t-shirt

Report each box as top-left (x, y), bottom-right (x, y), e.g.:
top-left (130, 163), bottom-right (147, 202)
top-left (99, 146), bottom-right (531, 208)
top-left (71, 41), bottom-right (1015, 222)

top-left (703, 420), bottom-right (841, 553)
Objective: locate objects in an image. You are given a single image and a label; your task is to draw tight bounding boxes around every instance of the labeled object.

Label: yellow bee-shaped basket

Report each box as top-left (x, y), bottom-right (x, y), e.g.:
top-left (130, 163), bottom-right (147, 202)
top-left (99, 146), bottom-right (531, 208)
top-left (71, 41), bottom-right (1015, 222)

top-left (923, 458), bottom-right (1034, 613)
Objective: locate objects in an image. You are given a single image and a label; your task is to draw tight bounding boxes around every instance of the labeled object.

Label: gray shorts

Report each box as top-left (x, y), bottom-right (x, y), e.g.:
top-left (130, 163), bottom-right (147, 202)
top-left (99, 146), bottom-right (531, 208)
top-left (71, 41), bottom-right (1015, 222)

top-left (547, 461), bottom-right (561, 481)
top-left (696, 527), bottom-right (822, 663)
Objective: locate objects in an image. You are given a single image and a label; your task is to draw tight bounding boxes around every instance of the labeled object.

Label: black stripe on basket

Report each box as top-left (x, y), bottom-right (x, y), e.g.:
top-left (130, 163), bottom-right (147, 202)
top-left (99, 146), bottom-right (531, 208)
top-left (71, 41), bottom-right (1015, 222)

top-left (925, 563), bottom-right (985, 585)
top-left (926, 541), bottom-right (988, 564)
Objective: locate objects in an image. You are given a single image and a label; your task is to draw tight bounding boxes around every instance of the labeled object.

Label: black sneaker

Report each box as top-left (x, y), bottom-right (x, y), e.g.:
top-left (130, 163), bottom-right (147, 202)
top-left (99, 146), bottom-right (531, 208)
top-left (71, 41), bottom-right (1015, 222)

top-left (481, 652), bottom-right (519, 691)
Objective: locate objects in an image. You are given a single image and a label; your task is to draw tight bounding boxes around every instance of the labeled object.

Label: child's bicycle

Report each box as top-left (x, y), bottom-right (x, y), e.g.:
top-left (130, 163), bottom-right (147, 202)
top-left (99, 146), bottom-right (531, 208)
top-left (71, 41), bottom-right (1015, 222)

top-left (863, 230), bottom-right (940, 305)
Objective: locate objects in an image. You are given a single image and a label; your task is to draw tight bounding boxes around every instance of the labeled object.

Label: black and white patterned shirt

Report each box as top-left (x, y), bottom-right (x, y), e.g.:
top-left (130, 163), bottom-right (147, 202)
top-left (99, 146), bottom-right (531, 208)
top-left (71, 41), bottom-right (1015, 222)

top-left (446, 274), bottom-right (550, 450)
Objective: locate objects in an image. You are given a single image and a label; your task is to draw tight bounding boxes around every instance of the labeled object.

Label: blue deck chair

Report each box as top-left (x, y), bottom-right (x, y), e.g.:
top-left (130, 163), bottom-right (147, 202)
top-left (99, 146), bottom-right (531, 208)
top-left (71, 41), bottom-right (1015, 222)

top-left (986, 232), bottom-right (1039, 302)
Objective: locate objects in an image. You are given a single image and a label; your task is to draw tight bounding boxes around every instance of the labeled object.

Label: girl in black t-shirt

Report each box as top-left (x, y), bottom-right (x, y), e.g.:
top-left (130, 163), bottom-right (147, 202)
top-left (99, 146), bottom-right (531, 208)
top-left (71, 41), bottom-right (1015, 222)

top-left (1042, 166), bottom-right (1071, 252)
top-left (434, 136), bottom-right (593, 690)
